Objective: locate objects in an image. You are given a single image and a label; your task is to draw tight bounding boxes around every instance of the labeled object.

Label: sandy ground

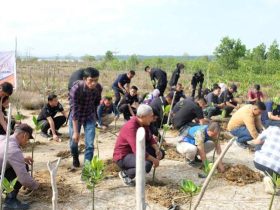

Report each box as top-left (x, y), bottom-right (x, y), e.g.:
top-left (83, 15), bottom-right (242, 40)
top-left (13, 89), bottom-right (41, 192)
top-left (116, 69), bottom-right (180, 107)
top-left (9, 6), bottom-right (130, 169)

top-left (16, 109), bottom-right (280, 210)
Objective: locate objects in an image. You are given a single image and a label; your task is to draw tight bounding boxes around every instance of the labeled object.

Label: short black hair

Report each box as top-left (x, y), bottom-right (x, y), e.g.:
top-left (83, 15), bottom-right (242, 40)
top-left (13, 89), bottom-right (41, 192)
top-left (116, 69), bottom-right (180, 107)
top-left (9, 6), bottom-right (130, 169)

top-left (48, 94), bottom-right (57, 101)
top-left (129, 70), bottom-right (136, 75)
top-left (0, 82), bottom-right (13, 96)
top-left (254, 84), bottom-right (261, 91)
top-left (213, 85), bottom-right (221, 91)
top-left (104, 96), bottom-right (112, 101)
top-left (176, 63), bottom-right (185, 69)
top-left (196, 97), bottom-right (207, 104)
top-left (256, 101), bottom-right (266, 111)
top-left (144, 66), bottom-right (150, 72)
top-left (84, 67), bottom-right (99, 78)
top-left (131, 86), bottom-right (138, 91)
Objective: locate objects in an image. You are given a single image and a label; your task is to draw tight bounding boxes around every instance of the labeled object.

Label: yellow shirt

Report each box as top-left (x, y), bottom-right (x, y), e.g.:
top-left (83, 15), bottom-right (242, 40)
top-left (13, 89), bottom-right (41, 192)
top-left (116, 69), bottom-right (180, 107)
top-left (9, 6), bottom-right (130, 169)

top-left (227, 105), bottom-right (263, 139)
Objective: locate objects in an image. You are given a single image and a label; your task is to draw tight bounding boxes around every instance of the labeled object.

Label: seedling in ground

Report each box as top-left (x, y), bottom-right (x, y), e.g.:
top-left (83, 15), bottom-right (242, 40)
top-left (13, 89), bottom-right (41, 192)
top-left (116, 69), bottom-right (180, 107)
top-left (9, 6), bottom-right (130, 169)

top-left (180, 179), bottom-right (201, 210)
top-left (267, 172), bottom-right (280, 210)
top-left (31, 116), bottom-right (42, 177)
top-left (81, 156), bottom-right (105, 210)
top-left (0, 177), bottom-right (17, 209)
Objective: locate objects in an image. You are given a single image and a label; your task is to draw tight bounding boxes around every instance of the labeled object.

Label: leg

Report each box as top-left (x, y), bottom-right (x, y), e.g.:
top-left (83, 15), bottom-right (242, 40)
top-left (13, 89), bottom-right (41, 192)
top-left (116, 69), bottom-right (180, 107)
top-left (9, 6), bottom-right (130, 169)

top-left (113, 87), bottom-right (122, 106)
top-left (69, 116), bottom-right (81, 160)
top-left (198, 82), bottom-right (203, 98)
top-left (157, 84), bottom-right (166, 96)
top-left (223, 106), bottom-right (234, 117)
top-left (53, 116), bottom-right (66, 130)
top-left (254, 161), bottom-right (280, 176)
top-left (101, 113), bottom-right (115, 126)
top-left (266, 120), bottom-right (280, 128)
top-left (176, 141), bottom-right (197, 161)
top-left (83, 120), bottom-right (96, 162)
top-left (40, 120), bottom-right (50, 134)
top-left (230, 126), bottom-right (253, 143)
top-left (117, 154), bottom-right (137, 179)
top-left (119, 104), bottom-right (131, 120)
top-left (191, 83), bottom-right (197, 98)
top-left (207, 107), bottom-right (221, 119)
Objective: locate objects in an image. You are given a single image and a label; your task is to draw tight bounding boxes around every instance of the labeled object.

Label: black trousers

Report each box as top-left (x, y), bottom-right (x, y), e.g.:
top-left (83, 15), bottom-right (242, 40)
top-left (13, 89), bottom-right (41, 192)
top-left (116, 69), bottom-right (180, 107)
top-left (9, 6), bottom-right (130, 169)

top-left (191, 82), bottom-right (203, 98)
top-left (254, 161), bottom-right (280, 176)
top-left (39, 116), bottom-right (66, 134)
top-left (117, 146), bottom-right (165, 179)
top-left (157, 83), bottom-right (167, 97)
top-left (118, 104), bottom-right (136, 121)
top-left (113, 87), bottom-right (125, 106)
top-left (0, 119), bottom-right (16, 135)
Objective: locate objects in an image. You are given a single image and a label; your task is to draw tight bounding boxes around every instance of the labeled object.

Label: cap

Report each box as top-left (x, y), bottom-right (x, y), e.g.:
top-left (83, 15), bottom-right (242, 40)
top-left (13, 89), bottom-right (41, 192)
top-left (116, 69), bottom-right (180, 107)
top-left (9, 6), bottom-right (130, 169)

top-left (230, 84), bottom-right (237, 92)
top-left (16, 124), bottom-right (34, 139)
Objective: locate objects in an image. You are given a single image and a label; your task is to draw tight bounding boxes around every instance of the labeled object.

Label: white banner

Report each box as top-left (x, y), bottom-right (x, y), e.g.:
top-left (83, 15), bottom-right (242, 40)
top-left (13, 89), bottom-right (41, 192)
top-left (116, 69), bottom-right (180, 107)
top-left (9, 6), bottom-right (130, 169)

top-left (0, 51), bottom-right (16, 89)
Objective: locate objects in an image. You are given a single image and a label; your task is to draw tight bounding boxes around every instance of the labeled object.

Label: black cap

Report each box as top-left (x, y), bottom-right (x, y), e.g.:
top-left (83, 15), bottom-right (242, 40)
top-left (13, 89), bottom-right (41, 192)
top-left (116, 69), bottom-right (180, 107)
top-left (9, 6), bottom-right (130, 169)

top-left (16, 124), bottom-right (34, 139)
top-left (230, 84), bottom-right (237, 92)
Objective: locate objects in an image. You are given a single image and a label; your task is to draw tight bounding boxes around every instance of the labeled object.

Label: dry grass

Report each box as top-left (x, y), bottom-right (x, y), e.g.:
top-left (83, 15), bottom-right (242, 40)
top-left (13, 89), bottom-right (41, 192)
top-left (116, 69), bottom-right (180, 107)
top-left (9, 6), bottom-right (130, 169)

top-left (13, 91), bottom-right (45, 110)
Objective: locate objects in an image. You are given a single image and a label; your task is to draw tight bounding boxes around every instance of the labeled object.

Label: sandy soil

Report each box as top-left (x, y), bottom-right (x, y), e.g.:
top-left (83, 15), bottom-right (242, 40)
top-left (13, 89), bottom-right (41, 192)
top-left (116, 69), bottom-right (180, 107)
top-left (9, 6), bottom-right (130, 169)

top-left (15, 109), bottom-right (280, 210)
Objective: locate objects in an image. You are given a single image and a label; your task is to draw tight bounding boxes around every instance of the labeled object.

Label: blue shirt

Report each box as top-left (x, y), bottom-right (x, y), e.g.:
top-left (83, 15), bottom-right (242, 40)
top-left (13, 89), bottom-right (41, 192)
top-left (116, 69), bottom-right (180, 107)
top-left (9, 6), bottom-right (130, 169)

top-left (97, 103), bottom-right (119, 125)
top-left (261, 101), bottom-right (273, 122)
top-left (112, 73), bottom-right (131, 89)
top-left (183, 125), bottom-right (210, 145)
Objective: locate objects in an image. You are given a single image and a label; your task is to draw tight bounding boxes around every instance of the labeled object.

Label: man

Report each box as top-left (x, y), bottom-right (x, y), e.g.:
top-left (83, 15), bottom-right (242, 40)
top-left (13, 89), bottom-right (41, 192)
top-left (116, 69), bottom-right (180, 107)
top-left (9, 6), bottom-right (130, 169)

top-left (261, 98), bottom-right (280, 128)
top-left (247, 84), bottom-right (264, 104)
top-left (0, 124), bottom-right (39, 210)
top-left (172, 98), bottom-right (208, 131)
top-left (112, 70), bottom-right (135, 106)
top-left (149, 92), bottom-right (173, 129)
top-left (0, 82), bottom-right (14, 135)
top-left (176, 122), bottom-right (225, 172)
top-left (142, 89), bottom-right (160, 105)
top-left (169, 63), bottom-right (185, 88)
top-left (144, 66), bottom-right (167, 96)
top-left (218, 84), bottom-right (238, 117)
top-left (68, 68), bottom-right (85, 91)
top-left (204, 85), bottom-right (223, 119)
top-left (171, 83), bottom-right (186, 106)
top-left (118, 86), bottom-right (139, 121)
top-left (69, 67), bottom-right (102, 168)
top-left (227, 102), bottom-right (266, 149)
top-left (97, 96), bottom-right (119, 129)
top-left (37, 94), bottom-right (67, 141)
top-left (191, 70), bottom-right (204, 98)
top-left (113, 104), bottom-right (164, 186)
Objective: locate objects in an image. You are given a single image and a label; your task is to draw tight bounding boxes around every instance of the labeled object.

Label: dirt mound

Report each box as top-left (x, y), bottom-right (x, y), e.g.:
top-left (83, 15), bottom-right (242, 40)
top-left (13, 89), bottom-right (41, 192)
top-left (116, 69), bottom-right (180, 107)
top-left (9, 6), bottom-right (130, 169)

top-left (221, 164), bottom-right (263, 186)
top-left (104, 159), bottom-right (120, 178)
top-left (21, 170), bottom-right (76, 203)
top-left (56, 144), bottom-right (85, 159)
top-left (164, 144), bottom-right (184, 162)
top-left (146, 183), bottom-right (186, 207)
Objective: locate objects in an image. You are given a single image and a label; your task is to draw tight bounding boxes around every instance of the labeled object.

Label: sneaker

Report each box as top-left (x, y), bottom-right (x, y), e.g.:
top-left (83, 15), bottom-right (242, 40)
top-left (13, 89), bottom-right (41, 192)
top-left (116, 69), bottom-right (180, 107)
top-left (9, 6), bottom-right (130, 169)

top-left (73, 156), bottom-right (80, 168)
top-left (40, 131), bottom-right (50, 138)
top-left (186, 159), bottom-right (202, 168)
top-left (264, 176), bottom-right (275, 195)
top-left (235, 141), bottom-right (249, 149)
top-left (3, 198), bottom-right (30, 210)
top-left (118, 171), bottom-right (135, 186)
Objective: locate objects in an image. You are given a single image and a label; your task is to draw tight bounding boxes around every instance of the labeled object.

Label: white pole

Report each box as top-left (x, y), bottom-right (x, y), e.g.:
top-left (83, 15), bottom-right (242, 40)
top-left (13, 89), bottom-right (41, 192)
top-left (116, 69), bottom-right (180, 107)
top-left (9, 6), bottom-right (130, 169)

top-left (136, 127), bottom-right (146, 210)
top-left (0, 104), bottom-right (12, 207)
top-left (47, 158), bottom-right (61, 210)
top-left (167, 91), bottom-right (177, 125)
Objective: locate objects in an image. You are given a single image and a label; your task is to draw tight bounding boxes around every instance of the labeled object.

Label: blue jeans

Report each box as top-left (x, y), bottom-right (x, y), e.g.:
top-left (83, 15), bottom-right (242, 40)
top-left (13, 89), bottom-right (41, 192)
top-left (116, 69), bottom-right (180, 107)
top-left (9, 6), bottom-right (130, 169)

top-left (230, 126), bottom-right (253, 143)
top-left (69, 116), bottom-right (96, 161)
top-left (262, 120), bottom-right (280, 128)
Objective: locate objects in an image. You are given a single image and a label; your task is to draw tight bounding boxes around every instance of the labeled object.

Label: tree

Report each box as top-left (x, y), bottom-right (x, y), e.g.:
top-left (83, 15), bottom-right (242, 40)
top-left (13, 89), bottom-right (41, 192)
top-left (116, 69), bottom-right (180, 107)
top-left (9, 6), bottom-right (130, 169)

top-left (250, 43), bottom-right (266, 61)
top-left (267, 40), bottom-right (280, 60)
top-left (127, 54), bottom-right (139, 69)
top-left (81, 54), bottom-right (96, 62)
top-left (214, 37), bottom-right (246, 70)
top-left (104, 51), bottom-right (115, 62)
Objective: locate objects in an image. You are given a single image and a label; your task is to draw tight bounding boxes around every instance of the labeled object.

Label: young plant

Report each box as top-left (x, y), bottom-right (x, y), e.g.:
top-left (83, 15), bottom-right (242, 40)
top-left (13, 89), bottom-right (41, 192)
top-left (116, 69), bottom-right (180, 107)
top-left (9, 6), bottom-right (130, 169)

top-left (95, 128), bottom-right (100, 158)
top-left (267, 172), bottom-right (280, 210)
top-left (0, 177), bottom-right (18, 209)
top-left (203, 159), bottom-right (214, 175)
top-left (180, 179), bottom-right (201, 210)
top-left (15, 112), bottom-right (24, 123)
top-left (81, 156), bottom-right (105, 210)
top-left (31, 116), bottom-right (42, 177)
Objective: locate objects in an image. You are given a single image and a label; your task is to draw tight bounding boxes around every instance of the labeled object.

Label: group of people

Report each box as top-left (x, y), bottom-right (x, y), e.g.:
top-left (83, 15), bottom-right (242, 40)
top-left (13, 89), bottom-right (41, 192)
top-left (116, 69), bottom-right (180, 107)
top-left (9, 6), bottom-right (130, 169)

top-left (0, 64), bottom-right (280, 209)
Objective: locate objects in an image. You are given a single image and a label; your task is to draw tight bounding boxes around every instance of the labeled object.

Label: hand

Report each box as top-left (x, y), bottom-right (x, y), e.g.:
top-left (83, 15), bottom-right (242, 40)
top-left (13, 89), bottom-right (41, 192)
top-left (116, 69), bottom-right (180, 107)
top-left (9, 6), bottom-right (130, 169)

top-left (153, 135), bottom-right (159, 142)
top-left (152, 158), bottom-right (160, 168)
top-left (218, 163), bottom-right (225, 173)
top-left (24, 156), bottom-right (34, 165)
top-left (72, 132), bottom-right (80, 143)
top-left (53, 134), bottom-right (59, 141)
top-left (156, 150), bottom-right (163, 160)
top-left (101, 125), bottom-right (107, 130)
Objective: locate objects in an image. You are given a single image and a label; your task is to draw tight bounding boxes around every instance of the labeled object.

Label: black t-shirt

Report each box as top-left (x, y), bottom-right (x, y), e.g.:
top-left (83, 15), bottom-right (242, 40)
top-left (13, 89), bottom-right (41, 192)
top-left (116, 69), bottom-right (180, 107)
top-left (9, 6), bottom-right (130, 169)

top-left (150, 96), bottom-right (168, 117)
top-left (112, 73), bottom-right (131, 88)
top-left (174, 90), bottom-right (186, 104)
top-left (205, 92), bottom-right (219, 105)
top-left (172, 99), bottom-right (204, 129)
top-left (37, 103), bottom-right (64, 121)
top-left (119, 93), bottom-right (139, 106)
top-left (68, 69), bottom-right (84, 90)
top-left (150, 68), bottom-right (167, 86)
top-left (219, 89), bottom-right (233, 104)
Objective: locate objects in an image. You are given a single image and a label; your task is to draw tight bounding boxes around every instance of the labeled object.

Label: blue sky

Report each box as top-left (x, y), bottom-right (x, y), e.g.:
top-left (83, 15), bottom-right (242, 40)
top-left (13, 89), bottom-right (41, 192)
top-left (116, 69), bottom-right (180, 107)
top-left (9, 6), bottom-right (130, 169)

top-left (1, 0), bottom-right (280, 56)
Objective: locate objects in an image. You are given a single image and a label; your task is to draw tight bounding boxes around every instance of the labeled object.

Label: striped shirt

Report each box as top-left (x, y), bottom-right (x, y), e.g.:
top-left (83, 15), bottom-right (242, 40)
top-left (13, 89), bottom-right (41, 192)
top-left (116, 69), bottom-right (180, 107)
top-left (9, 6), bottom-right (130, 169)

top-left (254, 126), bottom-right (280, 174)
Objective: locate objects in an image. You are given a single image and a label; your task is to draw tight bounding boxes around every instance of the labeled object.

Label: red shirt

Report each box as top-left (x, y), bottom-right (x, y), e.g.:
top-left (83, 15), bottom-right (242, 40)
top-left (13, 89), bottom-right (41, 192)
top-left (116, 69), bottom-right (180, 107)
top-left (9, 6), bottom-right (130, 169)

top-left (248, 90), bottom-right (264, 101)
top-left (113, 116), bottom-right (157, 161)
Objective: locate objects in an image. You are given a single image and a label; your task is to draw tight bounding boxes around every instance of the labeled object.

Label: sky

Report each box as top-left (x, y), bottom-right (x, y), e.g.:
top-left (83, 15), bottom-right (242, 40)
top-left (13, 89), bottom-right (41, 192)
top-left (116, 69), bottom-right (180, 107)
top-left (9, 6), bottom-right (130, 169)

top-left (1, 0), bottom-right (280, 57)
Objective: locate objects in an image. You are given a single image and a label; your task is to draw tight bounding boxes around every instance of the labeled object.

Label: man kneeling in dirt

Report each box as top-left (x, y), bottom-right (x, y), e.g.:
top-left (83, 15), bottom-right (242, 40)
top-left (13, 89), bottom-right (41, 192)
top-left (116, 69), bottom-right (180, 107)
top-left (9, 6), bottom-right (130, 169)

top-left (176, 122), bottom-right (225, 172)
top-left (0, 124), bottom-right (39, 210)
top-left (113, 104), bottom-right (165, 186)
top-left (37, 94), bottom-right (67, 141)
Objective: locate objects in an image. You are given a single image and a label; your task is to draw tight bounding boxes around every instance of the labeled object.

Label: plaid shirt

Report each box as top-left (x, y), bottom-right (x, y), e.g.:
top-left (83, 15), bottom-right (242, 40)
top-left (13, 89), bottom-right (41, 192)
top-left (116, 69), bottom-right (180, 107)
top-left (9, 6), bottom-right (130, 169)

top-left (254, 126), bottom-right (280, 174)
top-left (70, 80), bottom-right (102, 123)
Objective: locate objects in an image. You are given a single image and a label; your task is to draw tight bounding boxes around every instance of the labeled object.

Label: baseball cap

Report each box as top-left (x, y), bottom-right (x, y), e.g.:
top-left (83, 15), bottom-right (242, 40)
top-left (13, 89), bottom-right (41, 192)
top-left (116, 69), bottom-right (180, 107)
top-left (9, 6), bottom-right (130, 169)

top-left (16, 124), bottom-right (34, 139)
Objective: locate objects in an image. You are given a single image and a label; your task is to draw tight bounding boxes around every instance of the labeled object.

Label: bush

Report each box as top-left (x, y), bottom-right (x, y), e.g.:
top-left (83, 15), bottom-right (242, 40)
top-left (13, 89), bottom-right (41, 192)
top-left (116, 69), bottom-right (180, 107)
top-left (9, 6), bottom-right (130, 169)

top-left (12, 91), bottom-right (45, 110)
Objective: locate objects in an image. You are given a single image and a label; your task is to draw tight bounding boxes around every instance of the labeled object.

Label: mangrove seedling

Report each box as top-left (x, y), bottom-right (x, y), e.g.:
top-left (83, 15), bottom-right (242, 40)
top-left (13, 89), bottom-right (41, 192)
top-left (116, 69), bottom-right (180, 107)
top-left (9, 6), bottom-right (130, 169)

top-left (31, 116), bottom-right (42, 177)
top-left (180, 179), bottom-right (201, 210)
top-left (267, 172), bottom-right (280, 210)
top-left (0, 177), bottom-right (17, 210)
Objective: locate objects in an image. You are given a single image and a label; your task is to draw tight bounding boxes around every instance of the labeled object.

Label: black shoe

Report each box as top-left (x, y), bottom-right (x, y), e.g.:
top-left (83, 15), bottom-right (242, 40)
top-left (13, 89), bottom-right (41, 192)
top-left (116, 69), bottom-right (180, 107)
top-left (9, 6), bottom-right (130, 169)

top-left (235, 141), bottom-right (249, 149)
top-left (186, 159), bottom-right (202, 168)
top-left (3, 198), bottom-right (30, 210)
top-left (118, 171), bottom-right (135, 187)
top-left (194, 156), bottom-right (202, 163)
top-left (40, 131), bottom-right (50, 138)
top-left (73, 156), bottom-right (80, 168)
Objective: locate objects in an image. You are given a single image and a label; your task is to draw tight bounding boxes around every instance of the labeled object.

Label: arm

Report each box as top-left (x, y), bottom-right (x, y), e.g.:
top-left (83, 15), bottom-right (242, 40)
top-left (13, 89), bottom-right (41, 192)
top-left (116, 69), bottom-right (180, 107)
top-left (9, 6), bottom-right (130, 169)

top-left (0, 111), bottom-right (7, 132)
top-left (268, 112), bottom-right (280, 120)
top-left (128, 104), bottom-right (135, 116)
top-left (118, 82), bottom-right (126, 93)
top-left (70, 84), bottom-right (81, 142)
top-left (214, 140), bottom-right (225, 172)
top-left (47, 117), bottom-right (57, 137)
top-left (97, 105), bottom-right (103, 125)
top-left (126, 83), bottom-right (130, 93)
top-left (255, 116), bottom-right (265, 131)
top-left (248, 91), bottom-right (257, 102)
top-left (243, 114), bottom-right (260, 139)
